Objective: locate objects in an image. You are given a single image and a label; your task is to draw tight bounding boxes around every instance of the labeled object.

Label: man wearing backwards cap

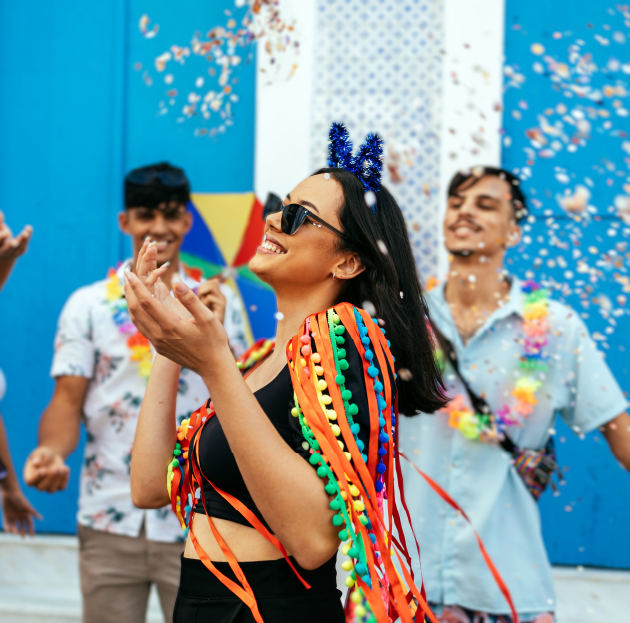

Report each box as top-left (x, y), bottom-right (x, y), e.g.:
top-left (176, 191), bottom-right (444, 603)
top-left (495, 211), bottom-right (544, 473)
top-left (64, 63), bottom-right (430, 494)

top-left (24, 162), bottom-right (248, 623)
top-left (400, 166), bottom-right (630, 623)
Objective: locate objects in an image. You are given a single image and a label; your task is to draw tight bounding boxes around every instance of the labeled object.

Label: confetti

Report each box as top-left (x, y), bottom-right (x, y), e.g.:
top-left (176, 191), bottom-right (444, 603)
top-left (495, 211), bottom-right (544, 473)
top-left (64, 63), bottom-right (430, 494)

top-left (139, 14), bottom-right (159, 39)
top-left (377, 240), bottom-right (389, 255)
top-left (503, 4), bottom-right (630, 353)
top-left (614, 195), bottom-right (630, 224)
top-left (362, 300), bottom-right (377, 318)
top-left (136, 1), bottom-right (299, 138)
top-left (274, 311), bottom-right (285, 321)
top-left (559, 186), bottom-right (591, 214)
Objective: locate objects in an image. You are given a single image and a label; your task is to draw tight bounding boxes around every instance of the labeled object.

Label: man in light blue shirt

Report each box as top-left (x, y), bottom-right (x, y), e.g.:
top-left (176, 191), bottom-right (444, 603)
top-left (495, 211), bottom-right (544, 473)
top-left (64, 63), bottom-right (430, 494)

top-left (400, 167), bottom-right (630, 622)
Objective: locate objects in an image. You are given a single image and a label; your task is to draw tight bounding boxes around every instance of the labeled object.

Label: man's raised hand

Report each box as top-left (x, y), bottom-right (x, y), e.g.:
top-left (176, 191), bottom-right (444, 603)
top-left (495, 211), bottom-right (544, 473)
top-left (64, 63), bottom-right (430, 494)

top-left (197, 277), bottom-right (227, 325)
top-left (0, 211), bottom-right (32, 262)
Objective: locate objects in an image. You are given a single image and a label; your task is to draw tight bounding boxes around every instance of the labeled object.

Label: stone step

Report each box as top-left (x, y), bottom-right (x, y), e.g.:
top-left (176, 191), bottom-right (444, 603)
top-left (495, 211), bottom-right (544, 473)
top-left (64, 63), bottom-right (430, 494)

top-left (0, 533), bottom-right (164, 623)
top-left (552, 566), bottom-right (630, 623)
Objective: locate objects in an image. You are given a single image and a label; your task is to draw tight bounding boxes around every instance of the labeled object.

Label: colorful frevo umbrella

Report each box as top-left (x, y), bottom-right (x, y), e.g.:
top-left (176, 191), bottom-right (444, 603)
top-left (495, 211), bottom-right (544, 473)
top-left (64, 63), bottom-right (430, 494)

top-left (180, 192), bottom-right (278, 345)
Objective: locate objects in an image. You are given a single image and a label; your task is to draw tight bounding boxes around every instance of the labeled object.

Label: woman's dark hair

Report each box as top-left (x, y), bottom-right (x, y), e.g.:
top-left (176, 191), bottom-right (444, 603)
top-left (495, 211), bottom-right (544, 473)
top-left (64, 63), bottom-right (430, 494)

top-left (313, 167), bottom-right (447, 415)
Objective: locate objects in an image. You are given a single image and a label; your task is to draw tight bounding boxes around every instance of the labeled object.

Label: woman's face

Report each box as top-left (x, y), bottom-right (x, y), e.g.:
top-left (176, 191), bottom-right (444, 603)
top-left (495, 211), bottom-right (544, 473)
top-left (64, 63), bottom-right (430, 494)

top-left (249, 174), bottom-right (356, 292)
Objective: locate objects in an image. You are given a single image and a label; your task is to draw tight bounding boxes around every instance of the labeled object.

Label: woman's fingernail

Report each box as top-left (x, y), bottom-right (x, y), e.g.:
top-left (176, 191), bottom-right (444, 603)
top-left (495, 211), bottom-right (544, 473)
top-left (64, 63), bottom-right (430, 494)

top-left (124, 272), bottom-right (130, 283)
top-left (144, 236), bottom-right (151, 242)
top-left (172, 274), bottom-right (180, 283)
top-left (175, 281), bottom-right (187, 294)
top-left (162, 261), bottom-right (171, 268)
top-left (124, 266), bottom-right (131, 273)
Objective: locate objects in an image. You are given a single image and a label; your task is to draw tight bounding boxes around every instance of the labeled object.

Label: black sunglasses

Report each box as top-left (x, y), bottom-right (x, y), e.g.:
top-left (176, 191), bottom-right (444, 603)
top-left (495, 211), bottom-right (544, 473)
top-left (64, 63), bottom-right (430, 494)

top-left (125, 169), bottom-right (188, 188)
top-left (272, 203), bottom-right (350, 242)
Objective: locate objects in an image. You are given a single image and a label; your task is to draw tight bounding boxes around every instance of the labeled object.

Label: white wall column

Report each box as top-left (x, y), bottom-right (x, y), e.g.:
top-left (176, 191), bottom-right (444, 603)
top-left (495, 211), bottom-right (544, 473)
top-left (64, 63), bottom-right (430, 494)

top-left (438, 0), bottom-right (505, 276)
top-left (254, 0), bottom-right (316, 203)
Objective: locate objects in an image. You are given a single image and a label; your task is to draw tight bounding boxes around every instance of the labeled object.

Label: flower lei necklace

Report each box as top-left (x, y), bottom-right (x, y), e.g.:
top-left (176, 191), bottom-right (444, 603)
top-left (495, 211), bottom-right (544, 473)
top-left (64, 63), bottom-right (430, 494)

top-left (440, 280), bottom-right (550, 444)
top-left (105, 267), bottom-right (154, 379)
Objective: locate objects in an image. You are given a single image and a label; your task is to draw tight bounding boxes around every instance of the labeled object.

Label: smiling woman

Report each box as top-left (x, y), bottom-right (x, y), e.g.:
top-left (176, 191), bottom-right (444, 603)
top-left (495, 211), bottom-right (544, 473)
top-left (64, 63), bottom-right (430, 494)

top-left (125, 123), bottom-right (446, 623)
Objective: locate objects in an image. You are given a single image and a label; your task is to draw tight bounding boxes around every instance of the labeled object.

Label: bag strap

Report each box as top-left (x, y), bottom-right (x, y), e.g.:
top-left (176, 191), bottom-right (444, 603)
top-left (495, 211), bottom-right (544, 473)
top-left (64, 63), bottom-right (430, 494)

top-left (431, 325), bottom-right (517, 454)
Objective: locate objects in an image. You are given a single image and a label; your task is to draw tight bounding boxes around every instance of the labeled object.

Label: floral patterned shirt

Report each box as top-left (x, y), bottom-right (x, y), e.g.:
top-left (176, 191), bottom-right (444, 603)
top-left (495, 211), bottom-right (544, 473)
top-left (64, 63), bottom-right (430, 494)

top-left (50, 260), bottom-right (249, 542)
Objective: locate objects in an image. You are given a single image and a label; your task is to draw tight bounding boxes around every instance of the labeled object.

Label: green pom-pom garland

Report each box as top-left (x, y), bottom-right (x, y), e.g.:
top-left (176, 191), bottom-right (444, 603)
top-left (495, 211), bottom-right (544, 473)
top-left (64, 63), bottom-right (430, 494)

top-left (290, 308), bottom-right (379, 614)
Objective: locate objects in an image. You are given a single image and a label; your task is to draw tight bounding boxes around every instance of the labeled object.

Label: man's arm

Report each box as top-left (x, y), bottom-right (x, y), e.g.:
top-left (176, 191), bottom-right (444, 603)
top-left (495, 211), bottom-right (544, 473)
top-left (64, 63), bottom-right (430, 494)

top-left (601, 411), bottom-right (630, 471)
top-left (23, 376), bottom-right (89, 492)
top-left (0, 414), bottom-right (42, 535)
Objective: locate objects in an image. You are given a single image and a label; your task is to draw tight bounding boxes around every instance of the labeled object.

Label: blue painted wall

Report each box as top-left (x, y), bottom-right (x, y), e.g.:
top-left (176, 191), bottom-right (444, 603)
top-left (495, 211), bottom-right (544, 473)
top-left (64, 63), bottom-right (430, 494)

top-left (2, 0), bottom-right (627, 571)
top-left (0, 0), bottom-right (256, 533)
top-left (503, 2), bottom-right (629, 568)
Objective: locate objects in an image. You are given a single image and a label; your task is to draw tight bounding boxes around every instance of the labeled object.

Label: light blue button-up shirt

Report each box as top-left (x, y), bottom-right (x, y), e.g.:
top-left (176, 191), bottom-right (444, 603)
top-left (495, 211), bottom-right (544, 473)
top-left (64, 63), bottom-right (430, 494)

top-left (399, 277), bottom-right (627, 618)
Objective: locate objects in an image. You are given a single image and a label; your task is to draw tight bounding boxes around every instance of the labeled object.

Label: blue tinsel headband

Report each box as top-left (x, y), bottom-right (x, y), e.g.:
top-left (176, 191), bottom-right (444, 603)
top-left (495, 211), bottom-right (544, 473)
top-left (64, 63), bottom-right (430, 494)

top-left (327, 122), bottom-right (383, 213)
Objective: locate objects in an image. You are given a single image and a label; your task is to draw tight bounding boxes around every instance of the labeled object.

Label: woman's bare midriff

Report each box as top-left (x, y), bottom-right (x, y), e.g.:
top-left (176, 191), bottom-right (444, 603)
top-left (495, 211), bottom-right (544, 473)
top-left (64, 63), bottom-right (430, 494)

top-left (183, 513), bottom-right (287, 561)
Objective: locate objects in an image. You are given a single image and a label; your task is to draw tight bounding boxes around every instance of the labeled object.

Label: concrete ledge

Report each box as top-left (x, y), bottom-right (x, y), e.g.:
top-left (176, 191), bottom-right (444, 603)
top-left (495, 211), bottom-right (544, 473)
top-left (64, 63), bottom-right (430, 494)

top-left (553, 565), bottom-right (630, 623)
top-left (0, 533), bottom-right (164, 623)
top-left (0, 534), bottom-right (628, 623)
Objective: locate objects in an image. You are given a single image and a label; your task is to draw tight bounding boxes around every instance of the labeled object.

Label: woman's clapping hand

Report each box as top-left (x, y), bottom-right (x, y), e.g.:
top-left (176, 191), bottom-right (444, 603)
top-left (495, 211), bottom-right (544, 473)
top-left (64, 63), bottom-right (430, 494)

top-left (124, 249), bottom-right (231, 377)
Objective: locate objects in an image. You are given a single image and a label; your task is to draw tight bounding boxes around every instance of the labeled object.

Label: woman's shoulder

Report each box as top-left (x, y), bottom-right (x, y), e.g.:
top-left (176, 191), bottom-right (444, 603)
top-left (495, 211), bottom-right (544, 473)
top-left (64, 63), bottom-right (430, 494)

top-left (289, 302), bottom-right (394, 366)
top-left (287, 302), bottom-right (396, 413)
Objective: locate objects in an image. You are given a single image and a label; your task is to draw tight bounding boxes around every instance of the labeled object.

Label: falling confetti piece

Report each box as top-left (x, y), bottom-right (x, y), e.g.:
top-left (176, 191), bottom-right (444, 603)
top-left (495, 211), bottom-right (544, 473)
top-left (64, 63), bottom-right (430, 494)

top-left (559, 186), bottom-right (591, 214)
top-left (155, 52), bottom-right (172, 72)
top-left (362, 300), bottom-right (377, 317)
top-left (139, 14), bottom-right (159, 39)
top-left (425, 276), bottom-right (439, 291)
top-left (614, 195), bottom-right (630, 224)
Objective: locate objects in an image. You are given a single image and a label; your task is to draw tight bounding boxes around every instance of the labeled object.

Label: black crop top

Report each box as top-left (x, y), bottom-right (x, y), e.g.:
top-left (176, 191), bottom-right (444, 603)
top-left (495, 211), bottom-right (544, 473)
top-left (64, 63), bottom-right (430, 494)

top-left (192, 334), bottom-right (376, 531)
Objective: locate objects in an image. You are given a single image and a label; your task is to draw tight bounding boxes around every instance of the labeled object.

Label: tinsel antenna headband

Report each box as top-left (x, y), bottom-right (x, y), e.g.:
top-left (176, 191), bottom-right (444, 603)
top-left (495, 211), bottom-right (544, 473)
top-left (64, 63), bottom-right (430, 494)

top-left (327, 122), bottom-right (383, 212)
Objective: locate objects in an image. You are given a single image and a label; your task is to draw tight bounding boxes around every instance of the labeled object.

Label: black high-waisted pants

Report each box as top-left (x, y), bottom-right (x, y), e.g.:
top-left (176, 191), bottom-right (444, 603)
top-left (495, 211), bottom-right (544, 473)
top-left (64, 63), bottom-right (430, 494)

top-left (173, 554), bottom-right (344, 623)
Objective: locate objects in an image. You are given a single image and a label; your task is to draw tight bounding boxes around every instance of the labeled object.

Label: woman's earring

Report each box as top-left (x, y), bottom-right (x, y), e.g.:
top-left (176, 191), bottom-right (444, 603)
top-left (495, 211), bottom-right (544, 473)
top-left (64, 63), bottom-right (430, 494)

top-left (332, 272), bottom-right (337, 282)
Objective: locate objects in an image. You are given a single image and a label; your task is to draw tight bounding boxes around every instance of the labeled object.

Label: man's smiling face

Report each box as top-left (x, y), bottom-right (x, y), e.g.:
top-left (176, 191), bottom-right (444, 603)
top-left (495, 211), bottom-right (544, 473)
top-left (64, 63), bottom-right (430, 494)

top-left (443, 174), bottom-right (521, 258)
top-left (118, 201), bottom-right (192, 266)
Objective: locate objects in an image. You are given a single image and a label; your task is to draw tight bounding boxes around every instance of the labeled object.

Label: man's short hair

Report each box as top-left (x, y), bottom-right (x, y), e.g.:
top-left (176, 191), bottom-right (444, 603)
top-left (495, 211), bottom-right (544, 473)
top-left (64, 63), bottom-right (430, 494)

top-left (447, 166), bottom-right (528, 222)
top-left (124, 162), bottom-right (190, 210)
